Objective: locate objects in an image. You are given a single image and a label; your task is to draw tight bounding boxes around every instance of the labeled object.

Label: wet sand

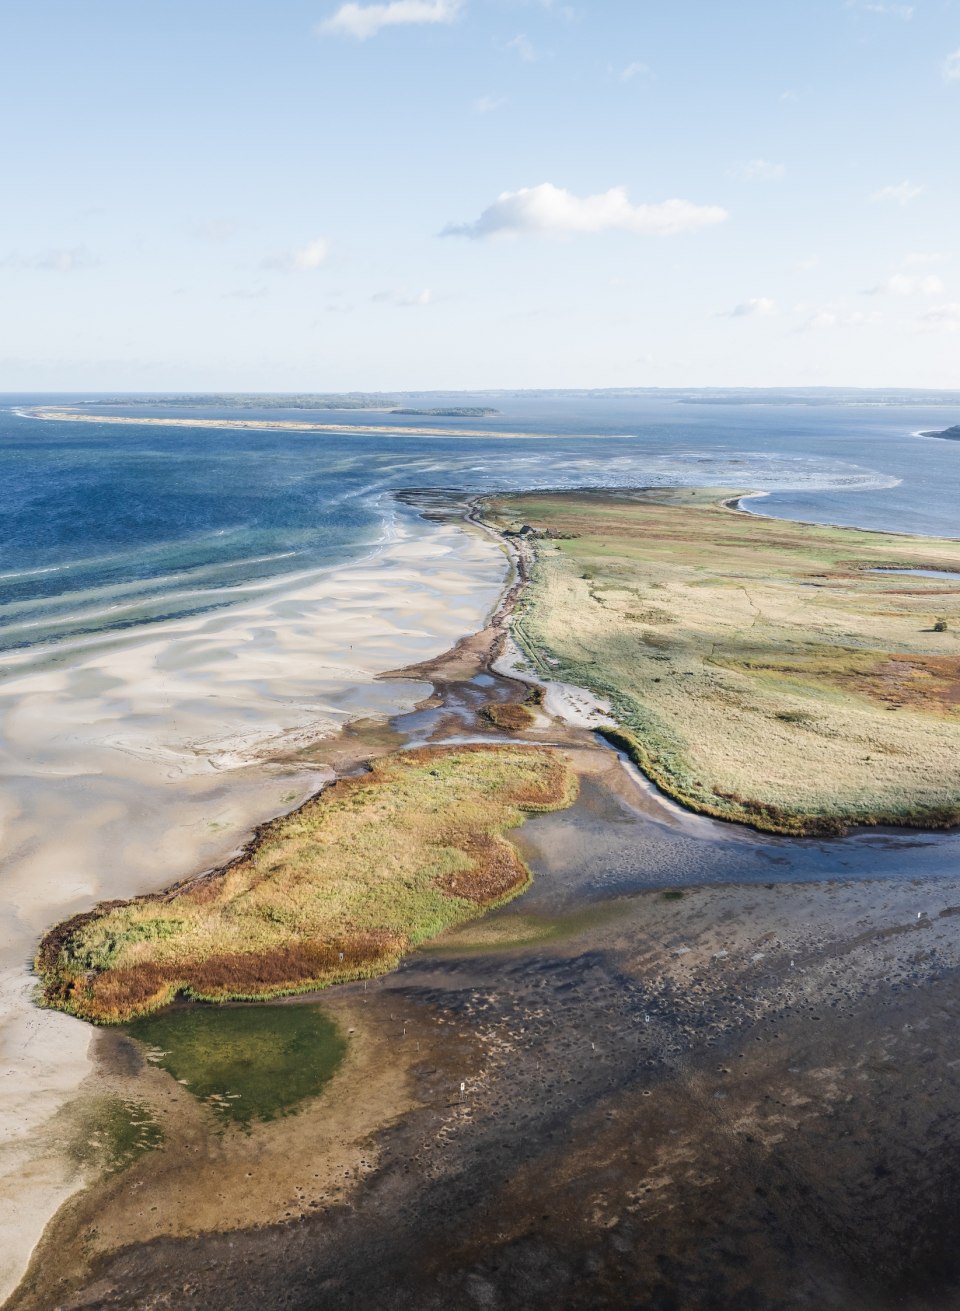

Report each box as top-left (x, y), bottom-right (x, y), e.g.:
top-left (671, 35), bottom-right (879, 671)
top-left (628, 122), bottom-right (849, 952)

top-left (9, 522), bottom-right (960, 1308)
top-left (0, 506), bottom-right (506, 1304)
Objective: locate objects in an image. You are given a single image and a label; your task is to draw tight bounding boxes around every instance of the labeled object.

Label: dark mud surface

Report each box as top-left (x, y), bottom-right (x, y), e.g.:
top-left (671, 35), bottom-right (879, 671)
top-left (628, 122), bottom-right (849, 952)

top-left (35, 866), bottom-right (960, 1311)
top-left (13, 496), bottom-right (960, 1311)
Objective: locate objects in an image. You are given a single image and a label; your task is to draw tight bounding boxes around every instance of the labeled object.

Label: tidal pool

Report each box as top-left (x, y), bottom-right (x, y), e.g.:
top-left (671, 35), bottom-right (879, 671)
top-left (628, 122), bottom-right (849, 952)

top-left (126, 1003), bottom-right (347, 1125)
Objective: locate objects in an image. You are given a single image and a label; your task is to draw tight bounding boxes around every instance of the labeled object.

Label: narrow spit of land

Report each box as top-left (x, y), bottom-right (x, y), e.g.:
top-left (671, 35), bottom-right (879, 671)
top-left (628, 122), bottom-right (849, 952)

top-left (20, 407), bottom-right (572, 441)
top-left (485, 487), bottom-right (960, 834)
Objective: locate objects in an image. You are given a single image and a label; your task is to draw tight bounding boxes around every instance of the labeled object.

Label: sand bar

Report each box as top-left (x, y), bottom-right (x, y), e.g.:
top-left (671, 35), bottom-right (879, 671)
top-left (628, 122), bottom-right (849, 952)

top-left (19, 407), bottom-right (587, 441)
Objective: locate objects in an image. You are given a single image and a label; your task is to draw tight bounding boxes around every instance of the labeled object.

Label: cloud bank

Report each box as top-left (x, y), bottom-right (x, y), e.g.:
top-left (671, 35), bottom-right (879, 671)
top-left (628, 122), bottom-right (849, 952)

top-left (442, 183), bottom-right (728, 239)
top-left (319, 0), bottom-right (462, 39)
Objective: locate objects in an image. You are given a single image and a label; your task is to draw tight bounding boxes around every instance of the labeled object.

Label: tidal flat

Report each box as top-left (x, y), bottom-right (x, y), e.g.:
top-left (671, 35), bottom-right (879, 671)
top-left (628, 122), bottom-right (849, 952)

top-left (11, 486), bottom-right (960, 1311)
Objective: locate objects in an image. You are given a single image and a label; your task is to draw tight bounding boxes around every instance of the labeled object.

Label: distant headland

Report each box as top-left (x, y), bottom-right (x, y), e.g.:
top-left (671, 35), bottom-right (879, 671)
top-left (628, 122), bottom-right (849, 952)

top-left (921, 424), bottom-right (960, 441)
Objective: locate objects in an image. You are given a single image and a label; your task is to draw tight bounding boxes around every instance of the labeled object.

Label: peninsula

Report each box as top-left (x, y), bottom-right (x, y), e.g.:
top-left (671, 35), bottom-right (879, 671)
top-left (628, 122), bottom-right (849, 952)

top-left (486, 488), bottom-right (960, 834)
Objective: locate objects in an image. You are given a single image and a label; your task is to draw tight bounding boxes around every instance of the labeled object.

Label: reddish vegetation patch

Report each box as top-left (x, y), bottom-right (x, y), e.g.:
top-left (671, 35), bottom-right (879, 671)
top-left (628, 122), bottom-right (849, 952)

top-left (434, 825), bottom-right (530, 905)
top-left (42, 933), bottom-right (404, 1024)
top-left (849, 654), bottom-right (960, 714)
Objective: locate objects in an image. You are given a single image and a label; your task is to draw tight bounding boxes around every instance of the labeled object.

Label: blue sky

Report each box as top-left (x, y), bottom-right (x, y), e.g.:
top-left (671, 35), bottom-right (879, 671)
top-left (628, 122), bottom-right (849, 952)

top-left (1, 0), bottom-right (959, 390)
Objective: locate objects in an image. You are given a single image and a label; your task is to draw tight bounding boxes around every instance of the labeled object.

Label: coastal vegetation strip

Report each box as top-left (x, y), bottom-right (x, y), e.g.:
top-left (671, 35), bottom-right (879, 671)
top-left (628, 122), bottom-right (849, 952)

top-left (36, 744), bottom-right (577, 1024)
top-left (486, 488), bottom-right (960, 835)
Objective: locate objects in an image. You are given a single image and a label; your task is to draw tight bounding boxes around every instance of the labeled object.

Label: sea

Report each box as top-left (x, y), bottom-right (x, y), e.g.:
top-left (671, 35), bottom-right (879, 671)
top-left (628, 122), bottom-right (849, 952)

top-left (1, 389), bottom-right (959, 665)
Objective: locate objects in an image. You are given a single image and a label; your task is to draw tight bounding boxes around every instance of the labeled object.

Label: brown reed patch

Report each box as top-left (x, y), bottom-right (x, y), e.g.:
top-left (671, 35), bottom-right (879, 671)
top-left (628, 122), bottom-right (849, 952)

top-left (479, 701), bottom-right (536, 731)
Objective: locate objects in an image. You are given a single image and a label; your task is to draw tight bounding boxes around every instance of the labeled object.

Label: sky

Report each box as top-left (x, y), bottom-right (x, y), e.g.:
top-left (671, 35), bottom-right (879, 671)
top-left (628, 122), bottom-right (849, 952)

top-left (1, 0), bottom-right (959, 391)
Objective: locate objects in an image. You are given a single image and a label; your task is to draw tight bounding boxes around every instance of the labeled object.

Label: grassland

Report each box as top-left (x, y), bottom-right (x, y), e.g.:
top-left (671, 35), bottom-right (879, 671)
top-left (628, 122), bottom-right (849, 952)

top-left (37, 745), bottom-right (576, 1024)
top-left (486, 489), bottom-right (960, 835)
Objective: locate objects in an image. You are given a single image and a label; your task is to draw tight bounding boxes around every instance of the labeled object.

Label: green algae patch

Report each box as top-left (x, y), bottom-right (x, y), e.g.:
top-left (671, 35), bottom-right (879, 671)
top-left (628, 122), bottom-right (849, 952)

top-left (37, 743), bottom-right (577, 1023)
top-left (486, 489), bottom-right (960, 835)
top-left (69, 1097), bottom-right (163, 1175)
top-left (127, 1003), bottom-right (346, 1125)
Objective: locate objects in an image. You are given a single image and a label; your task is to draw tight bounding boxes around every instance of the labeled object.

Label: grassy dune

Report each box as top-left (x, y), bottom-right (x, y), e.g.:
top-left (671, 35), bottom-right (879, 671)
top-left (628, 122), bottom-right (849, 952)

top-left (487, 489), bottom-right (960, 834)
top-left (37, 745), bottom-right (576, 1024)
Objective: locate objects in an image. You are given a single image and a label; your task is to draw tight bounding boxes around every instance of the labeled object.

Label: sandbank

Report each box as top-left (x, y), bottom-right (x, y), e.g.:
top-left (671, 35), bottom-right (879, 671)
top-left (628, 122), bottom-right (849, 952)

top-left (0, 506), bottom-right (506, 1303)
top-left (19, 407), bottom-right (581, 442)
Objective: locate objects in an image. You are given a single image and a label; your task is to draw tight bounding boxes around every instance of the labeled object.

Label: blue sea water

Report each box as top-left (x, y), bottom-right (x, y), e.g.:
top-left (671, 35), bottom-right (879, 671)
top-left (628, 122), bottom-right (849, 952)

top-left (1, 390), bottom-right (958, 659)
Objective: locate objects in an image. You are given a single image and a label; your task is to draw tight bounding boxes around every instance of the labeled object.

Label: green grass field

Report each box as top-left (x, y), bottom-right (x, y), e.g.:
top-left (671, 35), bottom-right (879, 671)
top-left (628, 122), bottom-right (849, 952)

top-left (37, 744), bottom-right (577, 1023)
top-left (487, 489), bottom-right (960, 834)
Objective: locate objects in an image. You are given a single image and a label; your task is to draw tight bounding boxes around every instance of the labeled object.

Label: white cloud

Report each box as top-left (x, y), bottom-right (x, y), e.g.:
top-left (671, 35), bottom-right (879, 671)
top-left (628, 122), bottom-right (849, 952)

top-left (734, 159), bottom-right (786, 181)
top-left (917, 303), bottom-right (960, 333)
top-left (318, 0), bottom-right (462, 40)
top-left (727, 297), bottom-right (777, 318)
top-left (441, 183), bottom-right (728, 239)
top-left (865, 273), bottom-right (944, 297)
top-left (373, 287), bottom-right (433, 306)
top-left (507, 33), bottom-right (539, 61)
top-left (869, 180), bottom-right (925, 206)
top-left (903, 251), bottom-right (943, 266)
top-left (796, 254), bottom-right (819, 271)
top-left (0, 246), bottom-right (100, 272)
top-left (620, 61), bottom-right (652, 82)
top-left (803, 309), bottom-right (881, 329)
top-left (473, 93), bottom-right (507, 113)
top-left (845, 1), bottom-right (914, 17)
top-left (944, 49), bottom-right (960, 82)
top-left (293, 238), bottom-right (330, 269)
top-left (263, 237), bottom-right (330, 271)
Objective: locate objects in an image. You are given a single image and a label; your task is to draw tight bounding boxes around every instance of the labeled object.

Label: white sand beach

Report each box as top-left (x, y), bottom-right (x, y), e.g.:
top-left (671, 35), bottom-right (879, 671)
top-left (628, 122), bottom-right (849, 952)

top-left (0, 510), bottom-right (506, 1304)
